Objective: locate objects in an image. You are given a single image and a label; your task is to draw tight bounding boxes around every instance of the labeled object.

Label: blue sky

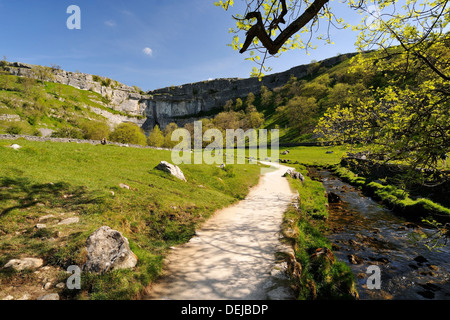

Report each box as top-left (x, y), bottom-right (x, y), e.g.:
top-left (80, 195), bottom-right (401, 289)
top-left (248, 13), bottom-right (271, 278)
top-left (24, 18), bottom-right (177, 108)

top-left (0, 0), bottom-right (363, 91)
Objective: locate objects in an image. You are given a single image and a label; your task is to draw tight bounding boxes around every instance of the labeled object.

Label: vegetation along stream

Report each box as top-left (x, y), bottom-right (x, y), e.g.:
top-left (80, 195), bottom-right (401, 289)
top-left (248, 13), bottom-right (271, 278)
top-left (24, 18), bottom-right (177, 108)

top-left (311, 169), bottom-right (450, 300)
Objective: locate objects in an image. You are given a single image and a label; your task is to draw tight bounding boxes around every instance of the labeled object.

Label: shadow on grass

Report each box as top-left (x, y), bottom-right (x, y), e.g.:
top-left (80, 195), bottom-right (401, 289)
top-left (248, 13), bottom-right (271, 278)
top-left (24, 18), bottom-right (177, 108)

top-left (0, 176), bottom-right (109, 217)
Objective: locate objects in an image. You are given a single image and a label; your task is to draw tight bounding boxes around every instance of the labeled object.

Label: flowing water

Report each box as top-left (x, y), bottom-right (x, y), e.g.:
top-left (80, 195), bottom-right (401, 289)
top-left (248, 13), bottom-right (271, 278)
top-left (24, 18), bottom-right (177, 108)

top-left (313, 169), bottom-right (450, 300)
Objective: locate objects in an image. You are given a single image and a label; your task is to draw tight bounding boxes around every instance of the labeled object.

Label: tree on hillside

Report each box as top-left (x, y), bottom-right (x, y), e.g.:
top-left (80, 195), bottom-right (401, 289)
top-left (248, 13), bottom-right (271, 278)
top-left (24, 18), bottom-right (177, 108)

top-left (224, 99), bottom-right (235, 111)
top-left (260, 85), bottom-right (273, 108)
top-left (163, 122), bottom-right (179, 148)
top-left (147, 125), bottom-right (165, 148)
top-left (235, 97), bottom-right (244, 111)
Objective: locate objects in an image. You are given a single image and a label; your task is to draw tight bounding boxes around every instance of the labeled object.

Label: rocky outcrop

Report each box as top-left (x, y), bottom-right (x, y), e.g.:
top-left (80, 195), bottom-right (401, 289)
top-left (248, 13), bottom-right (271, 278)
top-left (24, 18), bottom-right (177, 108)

top-left (4, 62), bottom-right (147, 117)
top-left (83, 226), bottom-right (138, 274)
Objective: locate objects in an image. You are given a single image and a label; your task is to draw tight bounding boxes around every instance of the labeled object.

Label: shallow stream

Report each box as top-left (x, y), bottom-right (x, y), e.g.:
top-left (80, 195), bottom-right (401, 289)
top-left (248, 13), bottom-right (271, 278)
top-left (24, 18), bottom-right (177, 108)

top-left (313, 169), bottom-right (450, 300)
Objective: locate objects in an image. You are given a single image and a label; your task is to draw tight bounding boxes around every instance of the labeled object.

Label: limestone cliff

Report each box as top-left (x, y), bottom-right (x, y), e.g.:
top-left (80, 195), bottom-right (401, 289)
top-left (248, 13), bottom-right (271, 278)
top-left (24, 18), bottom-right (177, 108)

top-left (4, 53), bottom-right (356, 132)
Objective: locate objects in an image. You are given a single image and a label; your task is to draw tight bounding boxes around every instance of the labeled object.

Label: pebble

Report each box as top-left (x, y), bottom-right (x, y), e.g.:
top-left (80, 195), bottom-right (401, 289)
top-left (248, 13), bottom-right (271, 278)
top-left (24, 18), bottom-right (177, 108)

top-left (55, 282), bottom-right (65, 289)
top-left (43, 282), bottom-right (53, 290)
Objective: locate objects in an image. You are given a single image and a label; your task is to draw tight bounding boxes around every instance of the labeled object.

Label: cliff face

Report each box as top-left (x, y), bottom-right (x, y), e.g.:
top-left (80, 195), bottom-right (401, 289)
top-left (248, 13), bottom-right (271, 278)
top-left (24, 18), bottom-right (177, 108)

top-left (4, 53), bottom-right (356, 132)
top-left (142, 53), bottom-right (356, 130)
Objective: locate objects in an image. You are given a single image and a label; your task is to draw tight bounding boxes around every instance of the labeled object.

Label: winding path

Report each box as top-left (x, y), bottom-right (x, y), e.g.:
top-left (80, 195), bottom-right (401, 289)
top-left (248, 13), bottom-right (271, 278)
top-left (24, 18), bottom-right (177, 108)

top-left (144, 163), bottom-right (297, 300)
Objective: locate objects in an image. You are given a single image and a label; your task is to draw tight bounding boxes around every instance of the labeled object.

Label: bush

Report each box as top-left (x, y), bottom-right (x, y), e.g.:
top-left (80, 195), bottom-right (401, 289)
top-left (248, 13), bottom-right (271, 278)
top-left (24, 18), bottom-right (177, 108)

top-left (109, 123), bottom-right (146, 146)
top-left (51, 126), bottom-right (84, 139)
top-left (80, 121), bottom-right (111, 141)
top-left (6, 124), bottom-right (22, 135)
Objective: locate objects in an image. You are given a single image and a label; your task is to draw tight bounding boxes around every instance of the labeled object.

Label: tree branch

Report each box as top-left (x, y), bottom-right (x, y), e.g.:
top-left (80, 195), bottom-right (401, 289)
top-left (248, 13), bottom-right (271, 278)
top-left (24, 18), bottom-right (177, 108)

top-left (240, 0), bottom-right (329, 55)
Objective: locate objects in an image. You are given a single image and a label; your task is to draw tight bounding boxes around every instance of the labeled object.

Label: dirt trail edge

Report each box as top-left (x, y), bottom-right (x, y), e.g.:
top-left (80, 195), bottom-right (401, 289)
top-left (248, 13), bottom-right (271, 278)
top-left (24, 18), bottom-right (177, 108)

top-left (144, 162), bottom-right (298, 300)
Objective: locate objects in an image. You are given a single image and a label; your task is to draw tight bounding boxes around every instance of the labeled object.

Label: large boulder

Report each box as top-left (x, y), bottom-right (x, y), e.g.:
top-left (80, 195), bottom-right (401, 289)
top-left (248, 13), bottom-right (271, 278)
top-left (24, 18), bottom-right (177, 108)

top-left (283, 169), bottom-right (305, 182)
top-left (156, 161), bottom-right (187, 182)
top-left (83, 226), bottom-right (137, 274)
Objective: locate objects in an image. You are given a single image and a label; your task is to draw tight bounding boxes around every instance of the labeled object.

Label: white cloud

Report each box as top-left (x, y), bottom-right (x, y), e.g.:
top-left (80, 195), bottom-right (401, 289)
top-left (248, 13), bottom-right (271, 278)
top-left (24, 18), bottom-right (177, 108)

top-left (105, 20), bottom-right (117, 27)
top-left (143, 47), bottom-right (153, 56)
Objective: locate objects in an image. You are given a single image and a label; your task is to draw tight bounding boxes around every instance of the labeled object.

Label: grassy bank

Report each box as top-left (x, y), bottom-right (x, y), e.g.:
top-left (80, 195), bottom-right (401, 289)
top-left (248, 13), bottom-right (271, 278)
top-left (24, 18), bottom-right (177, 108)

top-left (332, 165), bottom-right (450, 224)
top-left (283, 165), bottom-right (358, 300)
top-left (278, 145), bottom-right (450, 225)
top-left (0, 139), bottom-right (262, 300)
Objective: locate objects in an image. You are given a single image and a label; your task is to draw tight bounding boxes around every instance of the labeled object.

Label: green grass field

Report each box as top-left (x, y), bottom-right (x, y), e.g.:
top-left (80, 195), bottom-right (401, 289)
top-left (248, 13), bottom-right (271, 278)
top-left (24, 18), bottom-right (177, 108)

top-left (0, 139), bottom-right (262, 299)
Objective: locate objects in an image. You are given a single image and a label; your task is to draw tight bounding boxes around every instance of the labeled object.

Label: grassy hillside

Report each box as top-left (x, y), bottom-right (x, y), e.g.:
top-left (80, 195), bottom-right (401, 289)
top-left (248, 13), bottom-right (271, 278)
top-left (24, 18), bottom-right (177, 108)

top-left (0, 139), bottom-right (262, 300)
top-left (0, 70), bottom-right (138, 138)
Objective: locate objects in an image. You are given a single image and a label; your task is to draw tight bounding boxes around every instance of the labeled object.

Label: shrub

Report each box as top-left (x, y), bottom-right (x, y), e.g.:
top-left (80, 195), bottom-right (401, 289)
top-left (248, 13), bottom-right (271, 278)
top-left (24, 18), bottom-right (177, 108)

top-left (80, 121), bottom-right (111, 141)
top-left (51, 126), bottom-right (84, 139)
top-left (109, 123), bottom-right (146, 146)
top-left (101, 78), bottom-right (112, 87)
top-left (6, 124), bottom-right (22, 135)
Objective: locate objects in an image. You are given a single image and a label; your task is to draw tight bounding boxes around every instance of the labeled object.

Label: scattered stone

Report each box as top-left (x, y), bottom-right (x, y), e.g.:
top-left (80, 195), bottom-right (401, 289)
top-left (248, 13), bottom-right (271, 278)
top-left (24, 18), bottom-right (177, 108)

top-left (43, 282), bottom-right (53, 290)
top-left (38, 215), bottom-right (55, 222)
top-left (414, 256), bottom-right (429, 264)
top-left (83, 226), bottom-right (138, 274)
top-left (348, 254), bottom-right (364, 265)
top-left (429, 265), bottom-right (439, 271)
top-left (331, 243), bottom-right (342, 251)
top-left (56, 282), bottom-right (65, 289)
top-left (119, 183), bottom-right (131, 190)
top-left (219, 163), bottom-right (226, 169)
top-left (3, 258), bottom-right (44, 271)
top-left (36, 224), bottom-right (47, 229)
top-left (57, 217), bottom-right (79, 225)
top-left (156, 161), bottom-right (187, 182)
top-left (10, 144), bottom-right (22, 150)
top-left (281, 150), bottom-right (290, 155)
top-left (110, 191), bottom-right (115, 196)
top-left (37, 293), bottom-right (59, 301)
top-left (327, 192), bottom-right (342, 204)
top-left (284, 169), bottom-right (305, 182)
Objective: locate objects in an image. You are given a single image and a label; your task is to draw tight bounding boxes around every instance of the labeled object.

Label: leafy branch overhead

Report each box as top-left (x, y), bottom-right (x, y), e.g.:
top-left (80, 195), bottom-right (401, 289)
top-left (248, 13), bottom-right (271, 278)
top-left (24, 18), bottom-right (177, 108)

top-left (216, 0), bottom-right (450, 79)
